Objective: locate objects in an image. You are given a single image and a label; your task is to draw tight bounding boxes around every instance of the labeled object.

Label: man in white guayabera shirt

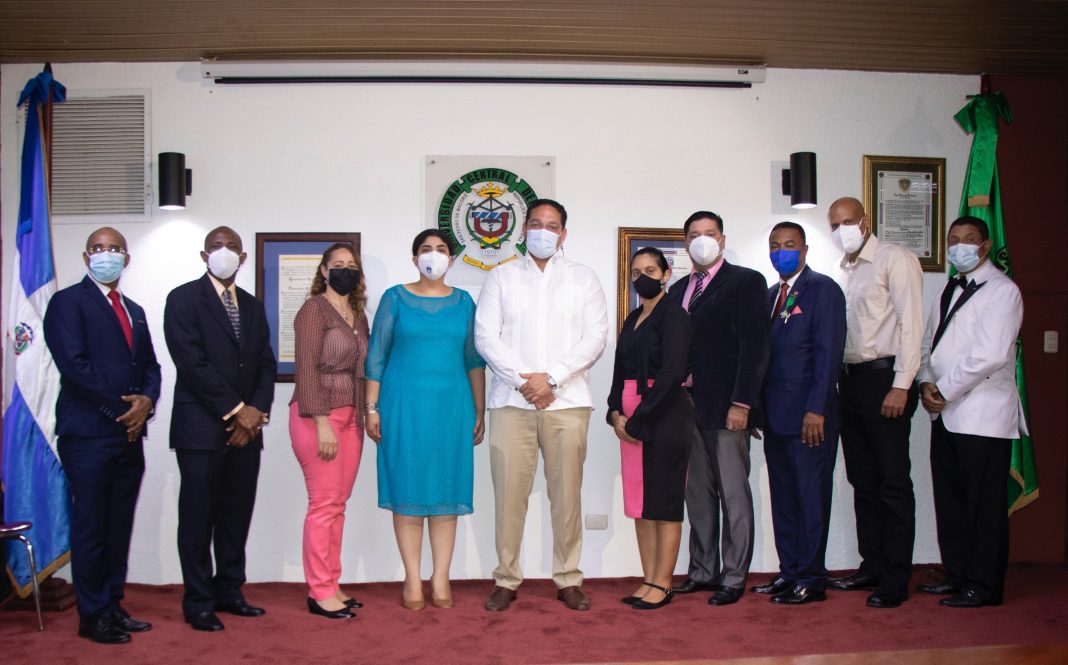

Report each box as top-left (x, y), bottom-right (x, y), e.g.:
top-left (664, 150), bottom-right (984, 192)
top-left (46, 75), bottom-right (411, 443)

top-left (475, 199), bottom-right (608, 613)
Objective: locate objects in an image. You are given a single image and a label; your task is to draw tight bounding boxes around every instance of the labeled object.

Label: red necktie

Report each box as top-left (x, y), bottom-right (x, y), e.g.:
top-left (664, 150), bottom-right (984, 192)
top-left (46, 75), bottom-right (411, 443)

top-left (108, 290), bottom-right (133, 349)
top-left (772, 282), bottom-right (789, 321)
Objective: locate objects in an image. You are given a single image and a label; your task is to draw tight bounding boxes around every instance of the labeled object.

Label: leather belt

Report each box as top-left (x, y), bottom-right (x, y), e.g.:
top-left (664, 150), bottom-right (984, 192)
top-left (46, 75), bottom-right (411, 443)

top-left (841, 356), bottom-right (895, 376)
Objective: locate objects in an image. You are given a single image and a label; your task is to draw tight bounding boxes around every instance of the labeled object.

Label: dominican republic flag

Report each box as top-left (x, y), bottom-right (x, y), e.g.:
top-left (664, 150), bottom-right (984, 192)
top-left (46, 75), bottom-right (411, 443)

top-left (2, 68), bottom-right (70, 596)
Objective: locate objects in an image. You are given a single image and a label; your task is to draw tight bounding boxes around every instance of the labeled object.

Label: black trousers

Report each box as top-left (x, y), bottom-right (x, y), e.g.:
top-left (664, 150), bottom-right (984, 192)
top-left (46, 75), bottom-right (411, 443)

top-left (175, 445), bottom-right (261, 616)
top-left (931, 417), bottom-right (1010, 602)
top-left (838, 366), bottom-right (918, 594)
top-left (58, 436), bottom-right (144, 620)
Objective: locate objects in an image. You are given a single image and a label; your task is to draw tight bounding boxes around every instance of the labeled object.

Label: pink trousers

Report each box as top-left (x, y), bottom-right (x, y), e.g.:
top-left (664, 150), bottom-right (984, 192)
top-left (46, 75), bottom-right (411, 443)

top-left (289, 403), bottom-right (363, 600)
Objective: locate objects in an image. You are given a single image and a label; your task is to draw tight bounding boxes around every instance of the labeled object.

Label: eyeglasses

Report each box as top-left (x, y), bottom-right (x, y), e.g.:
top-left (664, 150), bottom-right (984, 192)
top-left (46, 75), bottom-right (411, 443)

top-left (87, 245), bottom-right (127, 255)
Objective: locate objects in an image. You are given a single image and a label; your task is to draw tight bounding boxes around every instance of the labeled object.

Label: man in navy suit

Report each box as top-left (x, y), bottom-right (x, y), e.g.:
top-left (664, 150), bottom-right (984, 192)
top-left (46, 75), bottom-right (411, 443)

top-left (753, 222), bottom-right (846, 605)
top-left (668, 211), bottom-right (770, 606)
top-left (44, 227), bottom-right (161, 644)
top-left (163, 226), bottom-right (276, 631)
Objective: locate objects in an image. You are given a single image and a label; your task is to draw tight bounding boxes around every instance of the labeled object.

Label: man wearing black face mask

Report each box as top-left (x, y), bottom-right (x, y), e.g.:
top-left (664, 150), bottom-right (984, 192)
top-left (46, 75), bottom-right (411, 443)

top-left (164, 226), bottom-right (277, 631)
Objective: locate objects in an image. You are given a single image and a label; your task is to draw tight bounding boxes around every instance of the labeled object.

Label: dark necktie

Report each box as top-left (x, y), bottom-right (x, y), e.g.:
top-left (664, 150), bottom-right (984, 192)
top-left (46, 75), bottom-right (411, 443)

top-left (222, 289), bottom-right (241, 342)
top-left (687, 271), bottom-right (709, 311)
top-left (108, 290), bottom-right (133, 349)
top-left (772, 282), bottom-right (789, 321)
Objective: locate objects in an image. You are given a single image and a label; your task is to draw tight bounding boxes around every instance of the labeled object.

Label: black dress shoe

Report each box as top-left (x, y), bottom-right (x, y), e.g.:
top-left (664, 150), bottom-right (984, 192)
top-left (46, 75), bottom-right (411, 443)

top-left (828, 571), bottom-right (881, 591)
top-left (751, 577), bottom-right (792, 595)
top-left (866, 590), bottom-right (907, 608)
top-left (770, 585), bottom-right (827, 605)
top-left (672, 578), bottom-right (719, 594)
top-left (939, 588), bottom-right (1000, 608)
top-left (708, 586), bottom-right (743, 606)
top-left (79, 616), bottom-right (131, 644)
top-left (110, 608), bottom-right (152, 632)
top-left (343, 598), bottom-right (364, 609)
top-left (632, 583), bottom-right (673, 610)
top-left (917, 581), bottom-right (962, 595)
top-left (308, 597), bottom-right (355, 619)
top-left (186, 610), bottom-right (225, 631)
top-left (215, 599), bottom-right (266, 617)
top-left (622, 581), bottom-right (653, 605)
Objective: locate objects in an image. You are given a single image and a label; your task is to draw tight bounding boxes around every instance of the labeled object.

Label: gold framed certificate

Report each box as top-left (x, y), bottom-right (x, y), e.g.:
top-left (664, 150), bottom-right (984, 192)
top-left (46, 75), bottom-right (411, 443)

top-left (863, 155), bottom-right (946, 272)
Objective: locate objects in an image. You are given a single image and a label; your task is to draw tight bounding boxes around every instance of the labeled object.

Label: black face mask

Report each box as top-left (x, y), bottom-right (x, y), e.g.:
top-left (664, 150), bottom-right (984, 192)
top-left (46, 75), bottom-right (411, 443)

top-left (633, 273), bottom-right (664, 300)
top-left (328, 267), bottom-right (361, 296)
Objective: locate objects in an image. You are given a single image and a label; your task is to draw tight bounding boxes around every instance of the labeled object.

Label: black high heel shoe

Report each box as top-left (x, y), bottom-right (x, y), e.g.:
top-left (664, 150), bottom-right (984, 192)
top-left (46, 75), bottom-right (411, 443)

top-left (621, 581), bottom-right (653, 605)
top-left (631, 583), bottom-right (673, 610)
top-left (307, 597), bottom-right (355, 619)
top-left (342, 598), bottom-right (363, 609)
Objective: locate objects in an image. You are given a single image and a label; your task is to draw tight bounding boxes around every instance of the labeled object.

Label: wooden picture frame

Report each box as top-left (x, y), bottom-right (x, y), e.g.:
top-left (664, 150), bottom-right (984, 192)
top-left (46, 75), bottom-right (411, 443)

top-left (255, 232), bottom-right (361, 382)
top-left (616, 227), bottom-right (688, 334)
top-left (863, 155), bottom-right (947, 272)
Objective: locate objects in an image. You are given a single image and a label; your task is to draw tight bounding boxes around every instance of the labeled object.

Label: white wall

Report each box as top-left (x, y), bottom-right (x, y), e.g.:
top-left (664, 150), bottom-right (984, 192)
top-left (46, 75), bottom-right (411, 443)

top-left (1, 62), bottom-right (975, 585)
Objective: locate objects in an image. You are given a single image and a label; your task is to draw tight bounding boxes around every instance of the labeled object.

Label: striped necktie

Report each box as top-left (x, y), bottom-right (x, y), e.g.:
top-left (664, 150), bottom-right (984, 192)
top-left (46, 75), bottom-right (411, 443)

top-left (222, 289), bottom-right (241, 342)
top-left (687, 271), bottom-right (709, 311)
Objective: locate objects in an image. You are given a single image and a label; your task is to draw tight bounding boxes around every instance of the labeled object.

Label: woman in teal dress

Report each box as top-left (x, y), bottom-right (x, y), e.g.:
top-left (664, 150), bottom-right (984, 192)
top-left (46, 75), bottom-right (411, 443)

top-left (364, 229), bottom-right (486, 611)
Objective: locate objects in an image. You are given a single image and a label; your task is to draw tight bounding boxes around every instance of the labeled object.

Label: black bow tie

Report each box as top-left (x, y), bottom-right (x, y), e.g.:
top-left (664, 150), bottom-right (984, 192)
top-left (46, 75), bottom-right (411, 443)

top-left (951, 275), bottom-right (968, 289)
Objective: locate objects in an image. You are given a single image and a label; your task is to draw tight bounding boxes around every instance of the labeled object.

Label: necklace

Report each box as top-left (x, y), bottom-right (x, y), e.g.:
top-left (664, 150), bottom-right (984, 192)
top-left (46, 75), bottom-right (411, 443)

top-left (327, 296), bottom-right (354, 324)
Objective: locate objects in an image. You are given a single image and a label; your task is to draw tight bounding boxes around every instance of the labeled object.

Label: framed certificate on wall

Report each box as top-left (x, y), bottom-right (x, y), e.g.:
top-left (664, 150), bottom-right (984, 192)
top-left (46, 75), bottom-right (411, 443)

top-left (863, 155), bottom-right (947, 272)
top-left (616, 227), bottom-right (689, 334)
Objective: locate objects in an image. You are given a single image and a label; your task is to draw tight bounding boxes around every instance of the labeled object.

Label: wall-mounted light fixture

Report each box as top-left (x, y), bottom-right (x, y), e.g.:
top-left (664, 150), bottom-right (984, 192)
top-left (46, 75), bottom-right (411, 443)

top-left (159, 152), bottom-right (192, 210)
top-left (780, 152), bottom-right (817, 209)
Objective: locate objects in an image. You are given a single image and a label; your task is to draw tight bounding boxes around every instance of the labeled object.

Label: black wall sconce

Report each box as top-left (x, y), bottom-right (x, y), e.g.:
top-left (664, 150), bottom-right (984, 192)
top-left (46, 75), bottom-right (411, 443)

top-left (780, 151), bottom-right (817, 209)
top-left (159, 152), bottom-right (192, 210)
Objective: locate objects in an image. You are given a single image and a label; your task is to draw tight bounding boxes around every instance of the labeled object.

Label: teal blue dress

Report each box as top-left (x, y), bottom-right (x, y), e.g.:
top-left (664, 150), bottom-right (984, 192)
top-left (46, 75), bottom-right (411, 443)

top-left (365, 285), bottom-right (485, 516)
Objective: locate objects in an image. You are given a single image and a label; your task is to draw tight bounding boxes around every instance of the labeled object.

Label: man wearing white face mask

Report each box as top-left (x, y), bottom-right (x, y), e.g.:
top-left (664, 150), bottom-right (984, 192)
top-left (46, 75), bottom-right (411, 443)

top-left (475, 199), bottom-right (609, 612)
top-left (164, 226), bottom-right (277, 631)
top-left (44, 227), bottom-right (162, 644)
top-left (826, 197), bottom-right (923, 609)
top-left (667, 211), bottom-right (770, 606)
top-left (916, 216), bottom-right (1024, 608)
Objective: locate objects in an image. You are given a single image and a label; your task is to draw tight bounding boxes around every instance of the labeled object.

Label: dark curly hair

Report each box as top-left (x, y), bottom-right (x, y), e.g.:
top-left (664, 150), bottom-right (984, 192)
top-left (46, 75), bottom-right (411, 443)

top-left (310, 242), bottom-right (366, 320)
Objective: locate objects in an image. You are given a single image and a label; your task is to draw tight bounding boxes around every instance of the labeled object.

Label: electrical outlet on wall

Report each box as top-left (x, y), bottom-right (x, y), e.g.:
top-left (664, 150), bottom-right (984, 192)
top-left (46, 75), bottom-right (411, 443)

top-left (584, 514), bottom-right (608, 530)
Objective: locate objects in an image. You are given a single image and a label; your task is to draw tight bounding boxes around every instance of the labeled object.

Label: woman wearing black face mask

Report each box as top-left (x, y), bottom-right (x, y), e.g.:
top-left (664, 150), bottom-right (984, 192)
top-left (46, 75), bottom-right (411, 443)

top-left (607, 247), bottom-right (694, 611)
top-left (289, 242), bottom-right (368, 619)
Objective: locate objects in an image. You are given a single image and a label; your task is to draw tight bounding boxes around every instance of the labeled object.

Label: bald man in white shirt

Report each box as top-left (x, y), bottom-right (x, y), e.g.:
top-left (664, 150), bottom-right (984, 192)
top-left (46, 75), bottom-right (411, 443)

top-left (475, 199), bottom-right (609, 612)
top-left (826, 197), bottom-right (924, 609)
top-left (917, 216), bottom-right (1024, 608)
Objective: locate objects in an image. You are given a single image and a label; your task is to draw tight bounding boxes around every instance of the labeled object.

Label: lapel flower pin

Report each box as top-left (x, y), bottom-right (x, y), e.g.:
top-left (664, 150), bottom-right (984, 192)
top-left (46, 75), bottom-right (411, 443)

top-left (779, 292), bottom-right (801, 323)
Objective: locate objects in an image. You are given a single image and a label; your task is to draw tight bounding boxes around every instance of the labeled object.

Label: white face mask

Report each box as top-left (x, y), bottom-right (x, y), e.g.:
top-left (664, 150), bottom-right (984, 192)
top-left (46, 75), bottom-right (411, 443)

top-left (948, 243), bottom-right (982, 273)
top-left (688, 235), bottom-right (721, 265)
top-left (831, 223), bottom-right (865, 255)
top-left (525, 228), bottom-right (560, 260)
top-left (207, 247), bottom-right (241, 280)
top-left (417, 250), bottom-right (450, 280)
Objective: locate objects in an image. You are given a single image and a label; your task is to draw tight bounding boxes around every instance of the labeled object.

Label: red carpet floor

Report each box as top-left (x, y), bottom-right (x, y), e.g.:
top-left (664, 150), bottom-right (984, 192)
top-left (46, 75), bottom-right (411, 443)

top-left (3, 564), bottom-right (1066, 665)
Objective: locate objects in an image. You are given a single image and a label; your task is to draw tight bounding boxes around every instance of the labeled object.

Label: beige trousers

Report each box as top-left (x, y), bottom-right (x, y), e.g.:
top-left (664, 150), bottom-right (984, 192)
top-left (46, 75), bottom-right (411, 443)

top-left (488, 406), bottom-right (591, 590)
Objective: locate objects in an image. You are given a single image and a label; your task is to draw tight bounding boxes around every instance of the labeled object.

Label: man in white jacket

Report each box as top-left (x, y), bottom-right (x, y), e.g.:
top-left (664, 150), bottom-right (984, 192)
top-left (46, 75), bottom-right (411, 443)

top-left (917, 215), bottom-right (1025, 608)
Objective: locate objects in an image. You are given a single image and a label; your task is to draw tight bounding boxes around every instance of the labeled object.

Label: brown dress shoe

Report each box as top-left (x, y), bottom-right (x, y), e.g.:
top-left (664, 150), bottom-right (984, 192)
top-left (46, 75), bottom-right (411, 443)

top-left (484, 586), bottom-right (517, 612)
top-left (557, 586), bottom-right (591, 611)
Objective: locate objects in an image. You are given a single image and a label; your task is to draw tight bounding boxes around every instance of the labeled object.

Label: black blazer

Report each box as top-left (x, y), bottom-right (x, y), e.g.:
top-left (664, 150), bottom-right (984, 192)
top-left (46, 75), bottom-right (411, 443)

top-left (43, 276), bottom-right (162, 440)
top-left (607, 298), bottom-right (694, 443)
top-left (668, 260), bottom-right (770, 430)
top-left (163, 274), bottom-right (276, 451)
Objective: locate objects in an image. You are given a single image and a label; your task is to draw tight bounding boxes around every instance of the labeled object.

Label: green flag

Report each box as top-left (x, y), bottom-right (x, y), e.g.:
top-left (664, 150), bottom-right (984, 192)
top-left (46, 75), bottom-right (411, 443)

top-left (954, 92), bottom-right (1039, 514)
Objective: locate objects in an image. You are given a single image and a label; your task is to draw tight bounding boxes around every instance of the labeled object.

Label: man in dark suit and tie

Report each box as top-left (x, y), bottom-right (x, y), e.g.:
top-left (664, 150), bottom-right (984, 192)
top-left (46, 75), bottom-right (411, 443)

top-left (753, 222), bottom-right (846, 605)
top-left (668, 211), bottom-right (770, 606)
top-left (44, 227), bottom-right (161, 644)
top-left (163, 226), bottom-right (276, 631)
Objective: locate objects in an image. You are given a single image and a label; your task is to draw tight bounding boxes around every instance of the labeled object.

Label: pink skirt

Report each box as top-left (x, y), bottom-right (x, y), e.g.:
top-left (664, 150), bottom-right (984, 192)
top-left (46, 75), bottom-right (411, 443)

top-left (620, 379), bottom-right (646, 519)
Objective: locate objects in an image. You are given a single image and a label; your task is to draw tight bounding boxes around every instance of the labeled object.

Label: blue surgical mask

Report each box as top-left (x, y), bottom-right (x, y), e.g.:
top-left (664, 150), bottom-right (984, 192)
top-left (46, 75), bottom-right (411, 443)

top-left (87, 252), bottom-right (126, 284)
top-left (769, 249), bottom-right (801, 276)
top-left (947, 243), bottom-right (982, 273)
top-left (525, 229), bottom-right (560, 259)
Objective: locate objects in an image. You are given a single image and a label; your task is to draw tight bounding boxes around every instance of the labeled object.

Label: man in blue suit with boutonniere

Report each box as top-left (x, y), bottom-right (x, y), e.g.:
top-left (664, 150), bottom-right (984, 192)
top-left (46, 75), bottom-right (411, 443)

top-left (753, 221), bottom-right (846, 605)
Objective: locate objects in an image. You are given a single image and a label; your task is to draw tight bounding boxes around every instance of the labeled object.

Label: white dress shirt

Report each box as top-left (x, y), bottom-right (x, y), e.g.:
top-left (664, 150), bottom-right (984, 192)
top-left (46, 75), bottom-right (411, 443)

top-left (475, 250), bottom-right (609, 411)
top-left (918, 259), bottom-right (1025, 439)
top-left (840, 234), bottom-right (924, 390)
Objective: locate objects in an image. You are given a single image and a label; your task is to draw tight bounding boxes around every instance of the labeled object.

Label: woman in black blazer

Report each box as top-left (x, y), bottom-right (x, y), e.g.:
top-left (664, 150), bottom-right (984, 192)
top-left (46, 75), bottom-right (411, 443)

top-left (607, 247), bottom-right (694, 610)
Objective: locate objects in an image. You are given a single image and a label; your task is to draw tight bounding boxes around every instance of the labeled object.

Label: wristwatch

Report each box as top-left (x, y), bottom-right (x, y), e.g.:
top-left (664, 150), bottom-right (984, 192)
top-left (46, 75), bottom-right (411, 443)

top-left (546, 375), bottom-right (558, 390)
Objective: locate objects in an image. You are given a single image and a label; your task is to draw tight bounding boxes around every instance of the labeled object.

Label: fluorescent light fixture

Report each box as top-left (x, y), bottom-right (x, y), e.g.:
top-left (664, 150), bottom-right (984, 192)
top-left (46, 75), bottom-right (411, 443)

top-left (200, 60), bottom-right (766, 88)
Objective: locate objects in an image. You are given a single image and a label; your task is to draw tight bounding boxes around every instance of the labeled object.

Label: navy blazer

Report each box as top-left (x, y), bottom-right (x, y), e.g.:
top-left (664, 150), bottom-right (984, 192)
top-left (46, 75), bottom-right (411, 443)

top-left (668, 260), bottom-right (770, 430)
top-left (163, 274), bottom-right (276, 451)
top-left (43, 276), bottom-right (162, 440)
top-left (762, 265), bottom-right (847, 436)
